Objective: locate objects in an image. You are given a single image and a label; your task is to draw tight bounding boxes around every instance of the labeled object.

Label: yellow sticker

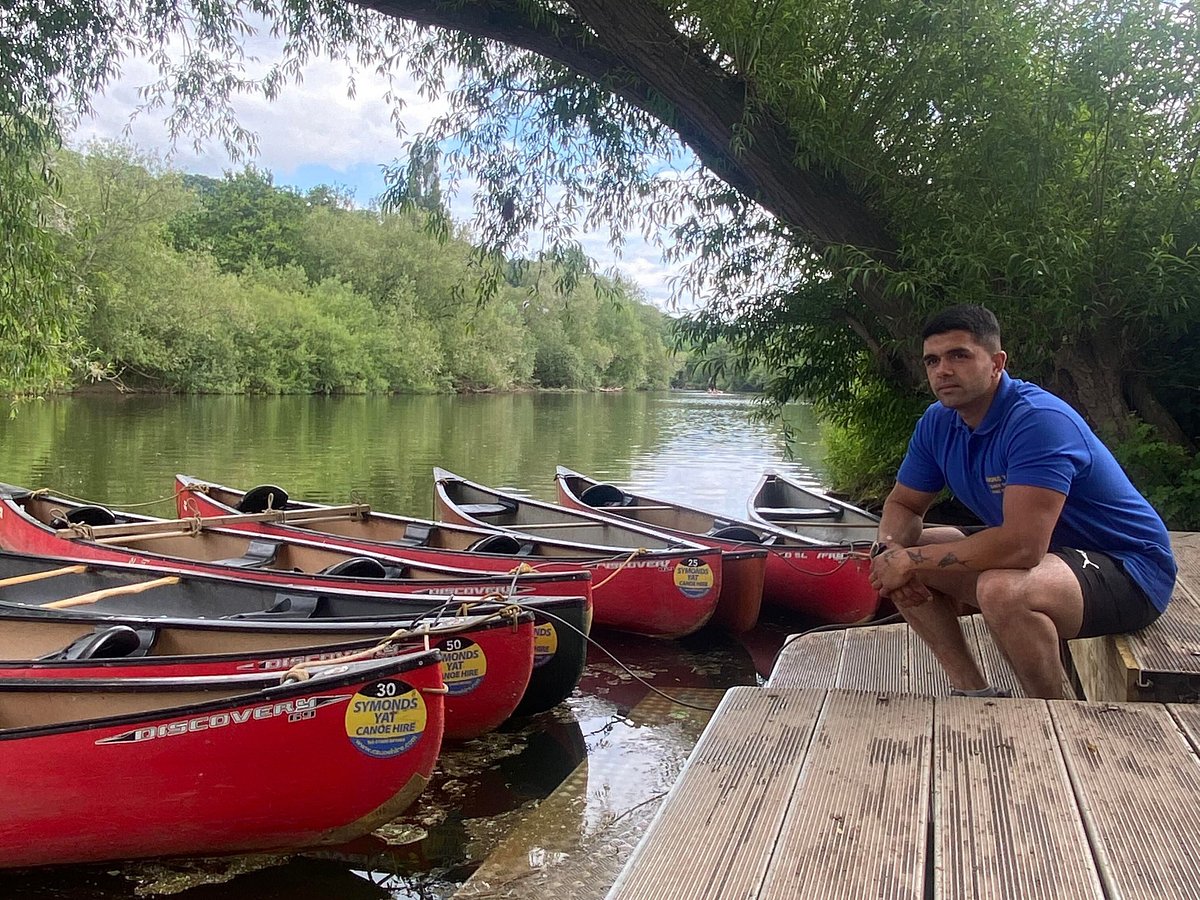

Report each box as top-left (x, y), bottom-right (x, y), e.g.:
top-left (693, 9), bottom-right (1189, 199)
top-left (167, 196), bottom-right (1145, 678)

top-left (436, 637), bottom-right (488, 696)
top-left (345, 679), bottom-right (427, 758)
top-left (532, 622), bottom-right (558, 669)
top-left (673, 557), bottom-right (715, 598)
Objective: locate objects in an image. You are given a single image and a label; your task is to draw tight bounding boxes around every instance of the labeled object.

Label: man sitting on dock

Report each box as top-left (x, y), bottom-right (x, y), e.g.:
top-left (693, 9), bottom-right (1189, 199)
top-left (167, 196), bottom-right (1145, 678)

top-left (868, 305), bottom-right (1176, 699)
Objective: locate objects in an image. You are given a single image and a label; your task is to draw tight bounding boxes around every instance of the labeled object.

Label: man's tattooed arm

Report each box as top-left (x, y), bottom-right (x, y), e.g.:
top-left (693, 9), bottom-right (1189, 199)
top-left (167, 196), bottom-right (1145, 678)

top-left (936, 552), bottom-right (970, 569)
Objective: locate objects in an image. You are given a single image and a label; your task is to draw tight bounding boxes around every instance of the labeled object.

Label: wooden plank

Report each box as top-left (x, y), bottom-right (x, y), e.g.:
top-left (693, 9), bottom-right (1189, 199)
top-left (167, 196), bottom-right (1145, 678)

top-left (1068, 633), bottom-right (1139, 702)
top-left (1068, 539), bottom-right (1200, 701)
top-left (70, 504), bottom-right (371, 539)
top-left (606, 687), bottom-right (825, 900)
top-left (933, 697), bottom-right (1102, 899)
top-left (1052, 701), bottom-right (1200, 898)
top-left (759, 691), bottom-right (932, 900)
top-left (839, 623), bottom-right (909, 693)
top-left (1124, 580), bottom-right (1200, 678)
top-left (457, 688), bottom-right (721, 900)
top-left (766, 630), bottom-right (844, 690)
top-left (0, 565), bottom-right (88, 587)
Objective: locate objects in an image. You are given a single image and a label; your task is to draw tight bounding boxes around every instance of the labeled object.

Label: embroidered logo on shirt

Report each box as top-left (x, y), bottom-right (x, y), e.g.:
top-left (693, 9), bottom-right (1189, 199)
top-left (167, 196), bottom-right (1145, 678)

top-left (985, 475), bottom-right (1007, 494)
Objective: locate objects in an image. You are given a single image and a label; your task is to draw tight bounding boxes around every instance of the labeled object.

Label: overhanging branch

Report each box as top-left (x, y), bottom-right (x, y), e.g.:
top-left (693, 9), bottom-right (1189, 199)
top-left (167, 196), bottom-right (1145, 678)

top-left (350, 0), bottom-right (897, 261)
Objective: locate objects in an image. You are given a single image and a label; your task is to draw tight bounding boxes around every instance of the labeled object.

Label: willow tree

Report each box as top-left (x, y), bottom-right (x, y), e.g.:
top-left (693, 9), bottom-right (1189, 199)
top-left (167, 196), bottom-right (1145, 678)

top-left (6, 0), bottom-right (1199, 445)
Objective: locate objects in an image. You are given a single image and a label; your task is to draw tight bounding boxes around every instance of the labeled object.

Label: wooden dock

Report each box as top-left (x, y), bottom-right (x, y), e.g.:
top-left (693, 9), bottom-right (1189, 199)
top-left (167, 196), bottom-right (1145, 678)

top-left (1071, 532), bottom-right (1200, 702)
top-left (606, 533), bottom-right (1200, 899)
top-left (607, 688), bottom-right (1200, 899)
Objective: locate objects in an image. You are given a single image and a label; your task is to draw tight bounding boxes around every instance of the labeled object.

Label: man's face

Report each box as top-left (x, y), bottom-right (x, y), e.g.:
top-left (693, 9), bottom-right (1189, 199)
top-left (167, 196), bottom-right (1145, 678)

top-left (921, 330), bottom-right (1006, 421)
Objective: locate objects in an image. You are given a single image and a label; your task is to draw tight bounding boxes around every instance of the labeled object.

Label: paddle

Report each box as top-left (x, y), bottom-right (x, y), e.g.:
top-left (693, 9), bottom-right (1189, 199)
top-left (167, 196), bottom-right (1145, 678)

top-left (42, 576), bottom-right (181, 609)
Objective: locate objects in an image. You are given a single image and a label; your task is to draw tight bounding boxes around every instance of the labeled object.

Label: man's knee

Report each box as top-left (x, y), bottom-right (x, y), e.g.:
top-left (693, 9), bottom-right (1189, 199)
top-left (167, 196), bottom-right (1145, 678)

top-left (974, 570), bottom-right (1028, 622)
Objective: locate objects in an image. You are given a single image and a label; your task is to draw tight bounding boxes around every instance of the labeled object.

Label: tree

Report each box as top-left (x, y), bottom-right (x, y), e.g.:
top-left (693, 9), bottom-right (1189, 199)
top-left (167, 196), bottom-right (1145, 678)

top-left (366, 0), bottom-right (1200, 450)
top-left (5, 0), bottom-right (1198, 452)
top-left (168, 166), bottom-right (310, 275)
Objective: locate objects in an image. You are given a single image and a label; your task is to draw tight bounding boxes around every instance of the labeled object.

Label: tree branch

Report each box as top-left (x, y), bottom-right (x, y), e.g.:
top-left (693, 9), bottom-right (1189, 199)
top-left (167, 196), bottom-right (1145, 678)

top-left (353, 0), bottom-right (897, 261)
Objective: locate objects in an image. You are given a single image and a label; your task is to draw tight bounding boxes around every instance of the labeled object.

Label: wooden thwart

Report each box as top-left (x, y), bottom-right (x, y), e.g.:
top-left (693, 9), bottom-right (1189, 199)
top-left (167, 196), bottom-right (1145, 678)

top-left (63, 503), bottom-right (371, 541)
top-left (0, 565), bottom-right (88, 588)
top-left (43, 576), bottom-right (181, 608)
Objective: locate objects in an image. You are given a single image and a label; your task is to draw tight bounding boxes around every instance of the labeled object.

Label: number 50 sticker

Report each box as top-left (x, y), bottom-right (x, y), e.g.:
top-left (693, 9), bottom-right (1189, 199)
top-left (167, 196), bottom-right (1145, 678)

top-left (435, 637), bottom-right (488, 695)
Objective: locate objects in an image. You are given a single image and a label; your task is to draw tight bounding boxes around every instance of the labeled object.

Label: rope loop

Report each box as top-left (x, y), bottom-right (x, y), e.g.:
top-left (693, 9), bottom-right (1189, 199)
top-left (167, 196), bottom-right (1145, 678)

top-left (64, 521), bottom-right (95, 541)
top-left (590, 547), bottom-right (648, 591)
top-left (280, 666), bottom-right (312, 684)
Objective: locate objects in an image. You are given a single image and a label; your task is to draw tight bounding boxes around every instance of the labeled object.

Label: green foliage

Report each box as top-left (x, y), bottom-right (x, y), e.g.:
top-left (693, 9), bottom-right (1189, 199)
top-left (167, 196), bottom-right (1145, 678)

top-left (1110, 422), bottom-right (1200, 532)
top-left (35, 144), bottom-right (678, 395)
top-left (168, 166), bottom-right (310, 275)
top-left (0, 131), bottom-right (80, 394)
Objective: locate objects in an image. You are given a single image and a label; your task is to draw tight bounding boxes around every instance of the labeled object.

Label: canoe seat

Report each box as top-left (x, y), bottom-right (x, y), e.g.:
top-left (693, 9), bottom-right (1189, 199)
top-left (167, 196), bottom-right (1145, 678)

top-left (467, 533), bottom-right (524, 555)
top-left (50, 506), bottom-right (119, 529)
top-left (392, 523), bottom-right (433, 546)
top-left (756, 506), bottom-right (845, 522)
top-left (710, 525), bottom-right (764, 543)
top-left (212, 539), bottom-right (281, 568)
top-left (580, 483), bottom-right (629, 507)
top-left (458, 501), bottom-right (516, 518)
top-left (319, 556), bottom-right (389, 579)
top-left (41, 625), bottom-right (156, 661)
top-left (227, 593), bottom-right (322, 619)
top-left (237, 484), bottom-right (290, 513)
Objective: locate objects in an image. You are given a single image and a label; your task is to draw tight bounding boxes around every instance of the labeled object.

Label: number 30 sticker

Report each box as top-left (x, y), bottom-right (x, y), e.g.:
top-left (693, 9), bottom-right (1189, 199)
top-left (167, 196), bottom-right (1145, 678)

top-left (345, 679), bottom-right (427, 757)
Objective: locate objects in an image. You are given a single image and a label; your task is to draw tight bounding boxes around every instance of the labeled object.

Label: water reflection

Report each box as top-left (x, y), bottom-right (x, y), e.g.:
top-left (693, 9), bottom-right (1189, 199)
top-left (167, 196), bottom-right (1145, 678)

top-left (0, 392), bottom-right (827, 519)
top-left (0, 391), bottom-right (822, 898)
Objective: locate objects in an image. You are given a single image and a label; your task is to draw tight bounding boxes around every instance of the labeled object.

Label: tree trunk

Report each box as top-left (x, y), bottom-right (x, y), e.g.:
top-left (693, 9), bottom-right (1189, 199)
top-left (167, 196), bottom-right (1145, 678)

top-left (1044, 338), bottom-right (1135, 441)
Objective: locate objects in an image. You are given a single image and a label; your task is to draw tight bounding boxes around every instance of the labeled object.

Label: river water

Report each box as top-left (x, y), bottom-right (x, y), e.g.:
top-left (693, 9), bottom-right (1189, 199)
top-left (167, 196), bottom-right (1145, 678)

top-left (0, 391), bottom-right (836, 899)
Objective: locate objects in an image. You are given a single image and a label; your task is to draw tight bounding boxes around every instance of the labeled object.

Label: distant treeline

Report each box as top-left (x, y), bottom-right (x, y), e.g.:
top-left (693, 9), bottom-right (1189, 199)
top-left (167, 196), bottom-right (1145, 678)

top-left (50, 143), bottom-right (736, 395)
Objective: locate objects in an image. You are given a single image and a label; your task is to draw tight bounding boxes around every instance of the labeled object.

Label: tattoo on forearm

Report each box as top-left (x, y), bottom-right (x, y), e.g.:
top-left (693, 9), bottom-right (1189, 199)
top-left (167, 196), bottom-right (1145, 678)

top-left (937, 553), bottom-right (969, 569)
top-left (905, 549), bottom-right (926, 564)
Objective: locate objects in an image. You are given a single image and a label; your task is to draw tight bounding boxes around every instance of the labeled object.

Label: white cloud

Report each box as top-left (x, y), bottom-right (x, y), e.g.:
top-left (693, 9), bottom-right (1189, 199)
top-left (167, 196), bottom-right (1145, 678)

top-left (68, 27), bottom-right (700, 311)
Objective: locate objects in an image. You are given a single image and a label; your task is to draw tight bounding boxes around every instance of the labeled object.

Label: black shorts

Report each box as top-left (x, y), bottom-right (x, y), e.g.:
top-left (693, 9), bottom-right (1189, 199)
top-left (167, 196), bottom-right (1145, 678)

top-left (1053, 548), bottom-right (1162, 638)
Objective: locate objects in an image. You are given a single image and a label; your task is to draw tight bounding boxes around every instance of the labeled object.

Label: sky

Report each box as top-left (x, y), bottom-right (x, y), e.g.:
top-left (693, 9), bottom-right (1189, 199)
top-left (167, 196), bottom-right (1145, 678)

top-left (68, 30), bottom-right (693, 310)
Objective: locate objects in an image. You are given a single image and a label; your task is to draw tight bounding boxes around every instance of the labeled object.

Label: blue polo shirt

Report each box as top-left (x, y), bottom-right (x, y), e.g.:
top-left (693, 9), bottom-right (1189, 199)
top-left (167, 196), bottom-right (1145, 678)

top-left (897, 372), bottom-right (1176, 610)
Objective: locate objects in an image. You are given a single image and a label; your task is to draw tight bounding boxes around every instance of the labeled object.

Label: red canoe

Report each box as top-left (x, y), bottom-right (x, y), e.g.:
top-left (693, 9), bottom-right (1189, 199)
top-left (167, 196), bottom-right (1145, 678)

top-left (175, 473), bottom-right (722, 639)
top-left (0, 548), bottom-right (560, 738)
top-left (0, 652), bottom-right (445, 868)
top-left (0, 484), bottom-right (592, 605)
top-left (174, 474), bottom-right (766, 635)
top-left (0, 546), bottom-right (589, 720)
top-left (433, 468), bottom-right (726, 638)
top-left (0, 605), bottom-right (532, 742)
top-left (554, 467), bottom-right (880, 625)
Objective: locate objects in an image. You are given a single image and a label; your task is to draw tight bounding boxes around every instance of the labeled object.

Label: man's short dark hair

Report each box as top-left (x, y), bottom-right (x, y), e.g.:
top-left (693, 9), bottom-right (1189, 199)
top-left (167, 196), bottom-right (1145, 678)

top-left (921, 305), bottom-right (1001, 351)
